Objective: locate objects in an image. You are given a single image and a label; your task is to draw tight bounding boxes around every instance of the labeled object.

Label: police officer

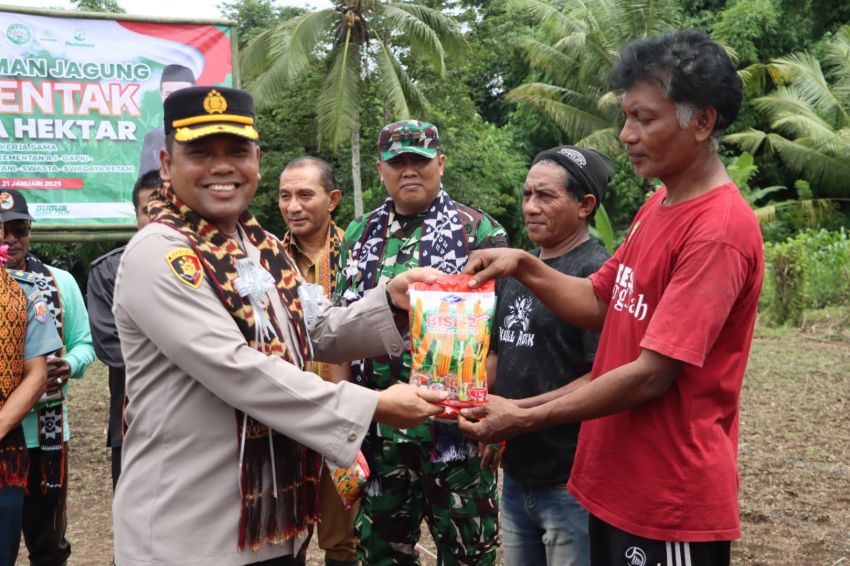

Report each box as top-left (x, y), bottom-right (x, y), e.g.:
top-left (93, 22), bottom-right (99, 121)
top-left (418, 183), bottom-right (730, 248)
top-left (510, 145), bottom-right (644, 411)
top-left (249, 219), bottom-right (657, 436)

top-left (112, 86), bottom-right (446, 566)
top-left (0, 217), bottom-right (62, 564)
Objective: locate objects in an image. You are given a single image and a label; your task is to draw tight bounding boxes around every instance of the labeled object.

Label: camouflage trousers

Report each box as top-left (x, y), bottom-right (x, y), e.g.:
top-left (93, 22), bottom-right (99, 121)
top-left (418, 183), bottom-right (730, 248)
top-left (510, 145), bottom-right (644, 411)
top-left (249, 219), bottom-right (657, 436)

top-left (355, 438), bottom-right (499, 566)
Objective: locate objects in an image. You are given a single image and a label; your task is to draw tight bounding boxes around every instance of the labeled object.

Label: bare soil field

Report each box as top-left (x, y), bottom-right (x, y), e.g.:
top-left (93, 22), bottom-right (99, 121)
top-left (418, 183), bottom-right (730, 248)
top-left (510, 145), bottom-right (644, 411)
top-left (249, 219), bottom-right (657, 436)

top-left (17, 327), bottom-right (850, 565)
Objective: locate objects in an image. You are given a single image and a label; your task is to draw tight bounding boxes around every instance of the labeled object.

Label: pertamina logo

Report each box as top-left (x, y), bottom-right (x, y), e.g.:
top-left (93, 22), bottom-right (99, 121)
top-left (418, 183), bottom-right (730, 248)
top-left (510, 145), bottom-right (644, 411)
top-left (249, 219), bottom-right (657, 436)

top-left (611, 263), bottom-right (649, 321)
top-left (6, 23), bottom-right (31, 45)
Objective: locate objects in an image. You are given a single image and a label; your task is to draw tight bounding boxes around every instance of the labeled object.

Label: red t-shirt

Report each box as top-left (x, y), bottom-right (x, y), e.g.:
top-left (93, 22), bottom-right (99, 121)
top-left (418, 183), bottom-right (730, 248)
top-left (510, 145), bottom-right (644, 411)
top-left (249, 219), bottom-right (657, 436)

top-left (567, 183), bottom-right (764, 542)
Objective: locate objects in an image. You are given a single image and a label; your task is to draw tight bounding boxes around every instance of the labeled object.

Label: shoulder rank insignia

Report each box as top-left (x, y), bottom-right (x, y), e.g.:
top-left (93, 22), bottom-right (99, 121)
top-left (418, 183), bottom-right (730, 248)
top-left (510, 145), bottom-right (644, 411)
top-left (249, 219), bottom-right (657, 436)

top-left (166, 247), bottom-right (204, 288)
top-left (34, 299), bottom-right (48, 323)
top-left (7, 268), bottom-right (35, 282)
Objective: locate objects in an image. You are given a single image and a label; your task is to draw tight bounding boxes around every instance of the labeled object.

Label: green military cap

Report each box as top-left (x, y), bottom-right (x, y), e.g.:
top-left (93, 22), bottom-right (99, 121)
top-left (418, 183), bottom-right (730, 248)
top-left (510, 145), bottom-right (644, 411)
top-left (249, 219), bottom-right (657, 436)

top-left (378, 120), bottom-right (440, 161)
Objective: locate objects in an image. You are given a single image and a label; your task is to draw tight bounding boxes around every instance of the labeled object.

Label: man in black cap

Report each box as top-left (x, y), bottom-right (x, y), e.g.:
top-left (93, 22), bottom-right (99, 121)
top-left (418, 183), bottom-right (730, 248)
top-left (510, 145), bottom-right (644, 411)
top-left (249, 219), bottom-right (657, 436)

top-left (0, 189), bottom-right (95, 566)
top-left (112, 86), bottom-right (447, 566)
top-left (138, 64), bottom-right (196, 174)
top-left (485, 146), bottom-right (611, 566)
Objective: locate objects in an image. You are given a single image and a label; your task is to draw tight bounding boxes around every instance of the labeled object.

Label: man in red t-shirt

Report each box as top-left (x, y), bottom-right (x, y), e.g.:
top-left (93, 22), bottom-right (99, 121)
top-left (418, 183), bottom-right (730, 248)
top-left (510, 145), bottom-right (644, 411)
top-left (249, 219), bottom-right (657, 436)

top-left (458, 30), bottom-right (764, 566)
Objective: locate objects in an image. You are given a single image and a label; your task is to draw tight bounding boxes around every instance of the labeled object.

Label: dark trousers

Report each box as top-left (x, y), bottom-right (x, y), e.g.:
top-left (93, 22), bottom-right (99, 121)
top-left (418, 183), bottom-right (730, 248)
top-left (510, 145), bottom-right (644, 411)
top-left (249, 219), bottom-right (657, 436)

top-left (111, 446), bottom-right (122, 492)
top-left (0, 486), bottom-right (24, 565)
top-left (589, 514), bottom-right (731, 566)
top-left (22, 444), bottom-right (70, 566)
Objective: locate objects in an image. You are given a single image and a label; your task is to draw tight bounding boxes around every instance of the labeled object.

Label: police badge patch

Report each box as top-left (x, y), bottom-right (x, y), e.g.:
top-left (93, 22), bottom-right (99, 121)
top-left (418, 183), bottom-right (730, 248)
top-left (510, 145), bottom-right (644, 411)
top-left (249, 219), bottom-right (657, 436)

top-left (34, 299), bottom-right (49, 323)
top-left (166, 248), bottom-right (204, 288)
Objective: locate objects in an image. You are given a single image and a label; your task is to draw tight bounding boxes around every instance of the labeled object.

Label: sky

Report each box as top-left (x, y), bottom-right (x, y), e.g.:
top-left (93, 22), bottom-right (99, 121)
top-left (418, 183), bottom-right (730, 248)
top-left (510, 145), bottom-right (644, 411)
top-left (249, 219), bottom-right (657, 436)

top-left (1, 0), bottom-right (332, 20)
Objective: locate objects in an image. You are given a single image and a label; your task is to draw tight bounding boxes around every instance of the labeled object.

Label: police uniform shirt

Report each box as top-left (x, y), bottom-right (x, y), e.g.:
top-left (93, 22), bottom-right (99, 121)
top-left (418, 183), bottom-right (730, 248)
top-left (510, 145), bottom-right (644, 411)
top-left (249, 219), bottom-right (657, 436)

top-left (112, 222), bottom-right (402, 566)
top-left (9, 270), bottom-right (63, 360)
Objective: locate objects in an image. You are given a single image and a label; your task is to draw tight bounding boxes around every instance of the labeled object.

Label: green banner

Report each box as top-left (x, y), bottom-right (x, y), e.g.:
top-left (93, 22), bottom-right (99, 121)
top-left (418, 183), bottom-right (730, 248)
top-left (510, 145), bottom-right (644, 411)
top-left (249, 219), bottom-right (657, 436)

top-left (0, 9), bottom-right (233, 227)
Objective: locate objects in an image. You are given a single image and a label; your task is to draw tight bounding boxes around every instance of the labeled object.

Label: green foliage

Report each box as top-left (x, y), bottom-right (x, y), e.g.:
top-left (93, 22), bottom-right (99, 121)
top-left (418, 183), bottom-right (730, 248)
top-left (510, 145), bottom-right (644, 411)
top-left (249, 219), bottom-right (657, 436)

top-left (217, 0), bottom-right (300, 49)
top-left (762, 228), bottom-right (850, 325)
top-left (726, 26), bottom-right (850, 198)
top-left (712, 0), bottom-right (780, 65)
top-left (603, 152), bottom-right (650, 232)
top-left (589, 204), bottom-right (616, 253)
top-left (505, 0), bottom-right (682, 153)
top-left (71, 0), bottom-right (125, 12)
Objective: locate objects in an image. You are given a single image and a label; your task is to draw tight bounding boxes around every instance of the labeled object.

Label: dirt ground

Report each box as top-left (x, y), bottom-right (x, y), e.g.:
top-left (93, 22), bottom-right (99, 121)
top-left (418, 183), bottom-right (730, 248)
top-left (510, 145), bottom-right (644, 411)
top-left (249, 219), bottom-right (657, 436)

top-left (16, 327), bottom-right (850, 565)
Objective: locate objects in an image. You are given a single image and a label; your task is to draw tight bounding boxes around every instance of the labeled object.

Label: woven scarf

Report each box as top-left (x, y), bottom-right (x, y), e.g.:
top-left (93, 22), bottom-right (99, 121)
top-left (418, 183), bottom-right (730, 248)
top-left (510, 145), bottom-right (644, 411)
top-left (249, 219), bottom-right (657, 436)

top-left (147, 185), bottom-right (322, 551)
top-left (346, 189), bottom-right (477, 464)
top-left (281, 224), bottom-right (343, 381)
top-left (0, 267), bottom-right (29, 489)
top-left (24, 255), bottom-right (66, 496)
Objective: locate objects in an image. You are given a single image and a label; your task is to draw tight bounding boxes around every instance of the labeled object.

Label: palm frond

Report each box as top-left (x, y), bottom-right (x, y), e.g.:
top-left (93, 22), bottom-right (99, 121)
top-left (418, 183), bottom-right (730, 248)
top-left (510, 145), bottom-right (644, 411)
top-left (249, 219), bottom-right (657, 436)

top-left (764, 133), bottom-right (850, 197)
top-left (507, 83), bottom-right (609, 139)
top-left (575, 127), bottom-right (623, 155)
top-left (768, 54), bottom-right (848, 124)
top-left (380, 4), bottom-right (447, 77)
top-left (383, 3), bottom-right (466, 56)
top-left (373, 38), bottom-right (431, 119)
top-left (507, 0), bottom-right (586, 38)
top-left (316, 30), bottom-right (360, 149)
top-left (243, 10), bottom-right (336, 104)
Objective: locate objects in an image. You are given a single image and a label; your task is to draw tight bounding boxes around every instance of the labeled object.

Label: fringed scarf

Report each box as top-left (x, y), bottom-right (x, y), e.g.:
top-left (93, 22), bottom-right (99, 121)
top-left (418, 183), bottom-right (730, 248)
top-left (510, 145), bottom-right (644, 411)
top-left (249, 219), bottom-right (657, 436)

top-left (24, 254), bottom-right (65, 496)
top-left (0, 263), bottom-right (29, 489)
top-left (346, 189), bottom-right (479, 466)
top-left (147, 185), bottom-right (322, 551)
top-left (281, 224), bottom-right (343, 381)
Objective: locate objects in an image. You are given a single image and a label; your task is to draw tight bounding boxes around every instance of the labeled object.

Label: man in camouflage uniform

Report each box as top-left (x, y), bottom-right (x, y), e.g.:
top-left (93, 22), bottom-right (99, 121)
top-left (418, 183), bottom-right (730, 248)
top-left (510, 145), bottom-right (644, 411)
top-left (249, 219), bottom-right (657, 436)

top-left (335, 120), bottom-right (506, 565)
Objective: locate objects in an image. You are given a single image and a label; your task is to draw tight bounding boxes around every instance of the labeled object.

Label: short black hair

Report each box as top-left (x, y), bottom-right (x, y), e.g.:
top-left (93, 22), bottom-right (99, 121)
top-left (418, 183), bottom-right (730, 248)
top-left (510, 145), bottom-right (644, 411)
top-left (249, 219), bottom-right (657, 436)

top-left (282, 156), bottom-right (338, 194)
top-left (610, 29), bottom-right (742, 134)
top-left (133, 169), bottom-right (161, 209)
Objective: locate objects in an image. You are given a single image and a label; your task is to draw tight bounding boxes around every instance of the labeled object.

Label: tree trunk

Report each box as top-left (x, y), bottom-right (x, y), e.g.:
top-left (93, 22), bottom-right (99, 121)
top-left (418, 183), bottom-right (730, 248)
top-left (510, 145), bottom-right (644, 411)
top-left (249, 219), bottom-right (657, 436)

top-left (351, 115), bottom-right (363, 217)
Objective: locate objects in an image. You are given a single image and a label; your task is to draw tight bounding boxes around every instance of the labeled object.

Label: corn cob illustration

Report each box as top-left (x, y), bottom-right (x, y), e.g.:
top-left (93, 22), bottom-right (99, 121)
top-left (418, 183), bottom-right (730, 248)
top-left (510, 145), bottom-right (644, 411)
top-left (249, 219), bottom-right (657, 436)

top-left (436, 332), bottom-right (454, 377)
top-left (410, 297), bottom-right (424, 342)
top-left (412, 332), bottom-right (433, 370)
top-left (461, 341), bottom-right (475, 384)
top-left (455, 301), bottom-right (468, 339)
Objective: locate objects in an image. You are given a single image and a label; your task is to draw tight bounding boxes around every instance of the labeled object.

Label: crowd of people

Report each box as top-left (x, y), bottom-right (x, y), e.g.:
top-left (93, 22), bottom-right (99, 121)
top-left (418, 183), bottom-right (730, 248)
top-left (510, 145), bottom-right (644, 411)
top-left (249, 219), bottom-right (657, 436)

top-left (0, 29), bottom-right (764, 566)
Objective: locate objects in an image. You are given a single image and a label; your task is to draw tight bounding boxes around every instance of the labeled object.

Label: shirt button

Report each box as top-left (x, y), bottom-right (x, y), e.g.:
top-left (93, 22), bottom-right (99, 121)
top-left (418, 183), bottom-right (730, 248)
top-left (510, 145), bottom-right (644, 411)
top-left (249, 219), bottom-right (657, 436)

top-left (390, 344), bottom-right (401, 355)
top-left (347, 432), bottom-right (358, 442)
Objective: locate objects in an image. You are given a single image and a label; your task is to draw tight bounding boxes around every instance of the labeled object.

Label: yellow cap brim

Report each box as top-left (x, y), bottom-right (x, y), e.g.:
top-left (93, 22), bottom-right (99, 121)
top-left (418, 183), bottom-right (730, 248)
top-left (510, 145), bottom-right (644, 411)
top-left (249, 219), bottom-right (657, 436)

top-left (174, 123), bottom-right (259, 143)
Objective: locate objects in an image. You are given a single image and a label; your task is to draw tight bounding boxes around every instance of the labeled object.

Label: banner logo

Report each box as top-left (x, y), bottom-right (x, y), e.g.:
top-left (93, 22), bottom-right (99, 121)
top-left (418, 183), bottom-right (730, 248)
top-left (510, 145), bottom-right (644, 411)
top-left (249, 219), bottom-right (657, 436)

top-left (6, 24), bottom-right (31, 45)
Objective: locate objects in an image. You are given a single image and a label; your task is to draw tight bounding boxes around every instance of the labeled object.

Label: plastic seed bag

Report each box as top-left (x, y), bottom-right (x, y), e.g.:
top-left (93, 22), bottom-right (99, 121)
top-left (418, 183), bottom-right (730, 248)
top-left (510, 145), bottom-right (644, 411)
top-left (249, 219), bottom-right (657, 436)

top-left (326, 450), bottom-right (370, 509)
top-left (408, 274), bottom-right (495, 420)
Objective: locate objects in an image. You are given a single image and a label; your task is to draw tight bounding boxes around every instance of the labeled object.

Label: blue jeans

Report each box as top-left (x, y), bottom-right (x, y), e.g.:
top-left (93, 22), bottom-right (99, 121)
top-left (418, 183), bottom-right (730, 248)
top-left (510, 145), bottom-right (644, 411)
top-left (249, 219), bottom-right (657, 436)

top-left (500, 472), bottom-right (590, 566)
top-left (0, 486), bottom-right (25, 565)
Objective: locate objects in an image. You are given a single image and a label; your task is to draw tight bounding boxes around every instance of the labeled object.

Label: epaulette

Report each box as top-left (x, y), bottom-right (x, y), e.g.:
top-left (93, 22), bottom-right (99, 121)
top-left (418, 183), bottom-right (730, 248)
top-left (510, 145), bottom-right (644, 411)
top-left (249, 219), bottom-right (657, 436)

top-left (6, 268), bottom-right (36, 283)
top-left (90, 245), bottom-right (126, 268)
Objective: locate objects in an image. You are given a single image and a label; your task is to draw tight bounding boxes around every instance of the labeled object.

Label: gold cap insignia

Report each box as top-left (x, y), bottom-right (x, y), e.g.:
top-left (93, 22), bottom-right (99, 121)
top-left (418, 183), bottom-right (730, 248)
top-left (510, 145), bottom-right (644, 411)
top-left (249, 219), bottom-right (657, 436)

top-left (203, 89), bottom-right (227, 114)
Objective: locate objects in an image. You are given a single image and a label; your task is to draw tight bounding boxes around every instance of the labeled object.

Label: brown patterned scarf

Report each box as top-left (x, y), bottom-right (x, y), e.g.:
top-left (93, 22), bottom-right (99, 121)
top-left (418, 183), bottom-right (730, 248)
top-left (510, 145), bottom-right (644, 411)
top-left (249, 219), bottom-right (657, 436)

top-left (147, 185), bottom-right (321, 551)
top-left (23, 255), bottom-right (66, 496)
top-left (0, 268), bottom-right (29, 489)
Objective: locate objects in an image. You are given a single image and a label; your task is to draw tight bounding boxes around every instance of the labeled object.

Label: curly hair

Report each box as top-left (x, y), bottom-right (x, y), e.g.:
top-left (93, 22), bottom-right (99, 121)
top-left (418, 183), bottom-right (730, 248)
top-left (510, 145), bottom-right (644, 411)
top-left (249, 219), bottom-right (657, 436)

top-left (610, 29), bottom-right (742, 135)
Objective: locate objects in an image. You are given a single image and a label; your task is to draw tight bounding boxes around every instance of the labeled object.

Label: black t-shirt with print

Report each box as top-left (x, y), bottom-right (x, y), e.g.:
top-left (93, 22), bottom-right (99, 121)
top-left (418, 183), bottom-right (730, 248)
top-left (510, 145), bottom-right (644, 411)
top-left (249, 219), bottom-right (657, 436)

top-left (492, 239), bottom-right (609, 488)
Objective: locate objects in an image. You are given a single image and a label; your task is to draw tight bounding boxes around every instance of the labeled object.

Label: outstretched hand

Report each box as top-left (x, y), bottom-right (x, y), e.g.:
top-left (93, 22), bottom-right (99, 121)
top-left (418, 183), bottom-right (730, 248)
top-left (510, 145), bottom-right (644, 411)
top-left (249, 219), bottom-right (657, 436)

top-left (457, 395), bottom-right (529, 444)
top-left (386, 267), bottom-right (443, 310)
top-left (463, 249), bottom-right (529, 288)
top-left (374, 383), bottom-right (448, 429)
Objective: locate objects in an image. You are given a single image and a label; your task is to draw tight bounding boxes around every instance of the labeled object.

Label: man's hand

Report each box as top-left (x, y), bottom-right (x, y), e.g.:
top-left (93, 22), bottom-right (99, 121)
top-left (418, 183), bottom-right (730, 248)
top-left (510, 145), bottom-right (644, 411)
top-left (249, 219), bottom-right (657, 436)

top-left (457, 395), bottom-right (529, 443)
top-left (374, 383), bottom-right (447, 428)
top-left (478, 442), bottom-right (503, 472)
top-left (386, 267), bottom-right (442, 310)
top-left (46, 355), bottom-right (71, 394)
top-left (463, 249), bottom-right (530, 288)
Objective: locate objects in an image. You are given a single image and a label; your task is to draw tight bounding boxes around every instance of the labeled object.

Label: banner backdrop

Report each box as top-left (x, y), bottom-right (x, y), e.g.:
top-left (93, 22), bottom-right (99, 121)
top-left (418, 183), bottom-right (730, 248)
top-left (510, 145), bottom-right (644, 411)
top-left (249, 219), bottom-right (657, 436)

top-left (0, 10), bottom-right (233, 226)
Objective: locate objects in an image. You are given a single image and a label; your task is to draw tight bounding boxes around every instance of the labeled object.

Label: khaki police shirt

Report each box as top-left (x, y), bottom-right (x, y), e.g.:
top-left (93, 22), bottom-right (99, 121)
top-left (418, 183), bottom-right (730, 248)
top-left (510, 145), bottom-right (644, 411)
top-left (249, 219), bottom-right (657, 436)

top-left (112, 223), bottom-right (403, 566)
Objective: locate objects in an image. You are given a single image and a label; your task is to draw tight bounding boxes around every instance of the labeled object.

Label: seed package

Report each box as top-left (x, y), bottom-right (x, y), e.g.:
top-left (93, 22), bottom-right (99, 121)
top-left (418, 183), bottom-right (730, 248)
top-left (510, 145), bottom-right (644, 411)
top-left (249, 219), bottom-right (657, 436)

top-left (408, 274), bottom-right (496, 416)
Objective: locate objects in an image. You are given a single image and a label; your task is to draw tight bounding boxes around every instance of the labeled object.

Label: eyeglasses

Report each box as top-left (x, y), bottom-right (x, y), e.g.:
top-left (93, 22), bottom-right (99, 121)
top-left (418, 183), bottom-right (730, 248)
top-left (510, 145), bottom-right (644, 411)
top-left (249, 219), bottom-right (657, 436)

top-left (4, 223), bottom-right (30, 238)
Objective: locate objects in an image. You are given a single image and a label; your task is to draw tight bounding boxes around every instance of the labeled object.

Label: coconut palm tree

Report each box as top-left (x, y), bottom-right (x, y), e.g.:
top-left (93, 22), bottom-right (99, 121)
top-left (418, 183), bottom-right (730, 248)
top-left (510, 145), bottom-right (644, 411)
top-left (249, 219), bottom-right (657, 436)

top-left (725, 25), bottom-right (850, 198)
top-left (241, 0), bottom-right (463, 216)
top-left (505, 0), bottom-right (682, 154)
